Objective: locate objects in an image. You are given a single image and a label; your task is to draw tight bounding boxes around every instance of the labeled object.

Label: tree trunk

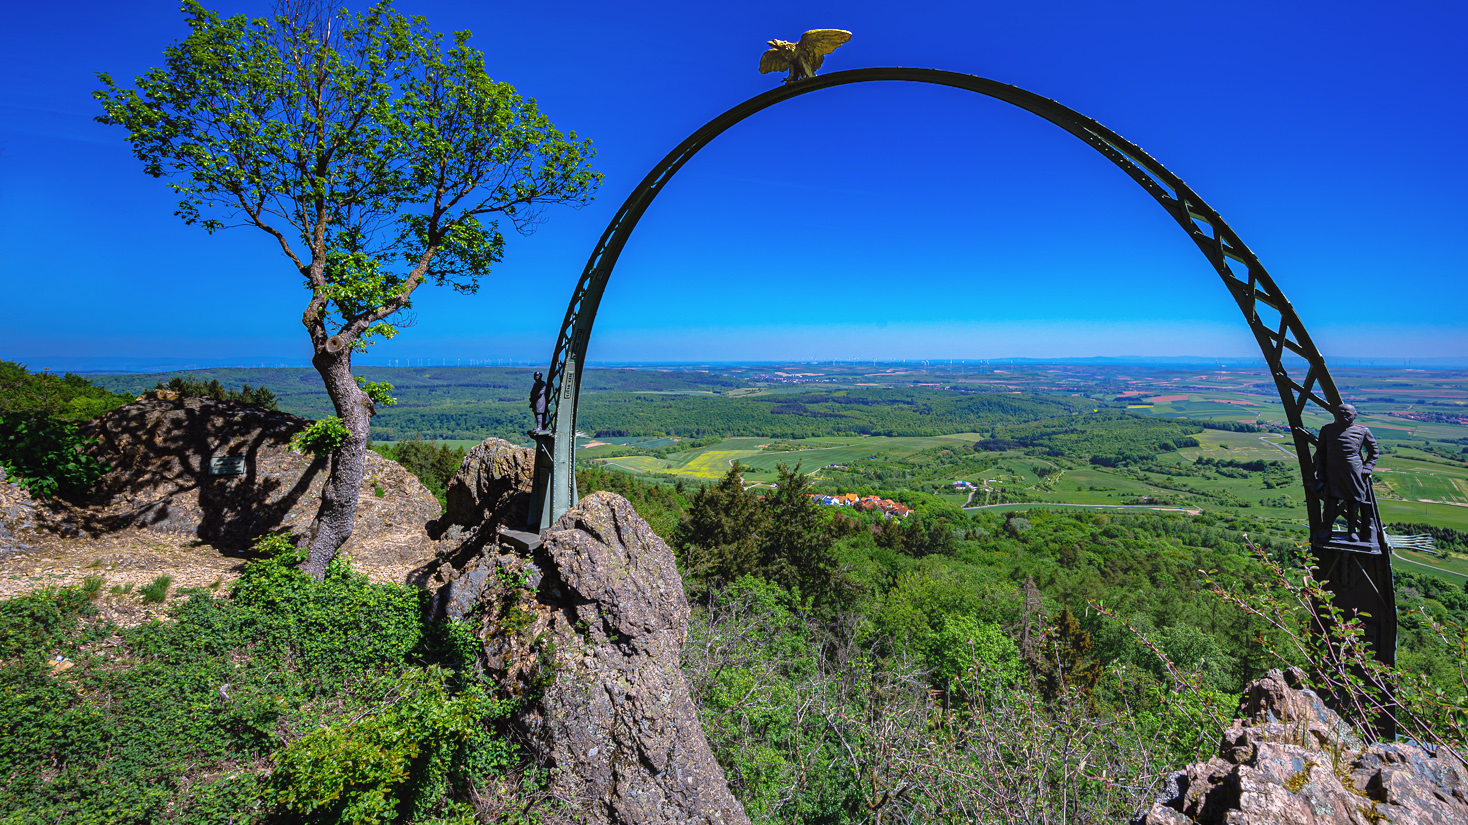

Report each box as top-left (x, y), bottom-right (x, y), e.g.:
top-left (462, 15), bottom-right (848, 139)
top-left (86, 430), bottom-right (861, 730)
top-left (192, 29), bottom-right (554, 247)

top-left (301, 337), bottom-right (374, 580)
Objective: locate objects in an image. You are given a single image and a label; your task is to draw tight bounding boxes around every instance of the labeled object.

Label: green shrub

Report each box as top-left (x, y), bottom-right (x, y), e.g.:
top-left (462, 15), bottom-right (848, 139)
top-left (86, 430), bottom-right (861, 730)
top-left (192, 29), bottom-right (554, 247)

top-left (138, 575), bottom-right (172, 604)
top-left (0, 586), bottom-right (102, 660)
top-left (0, 555), bottom-right (524, 823)
top-left (272, 667), bottom-right (495, 824)
top-left (253, 530), bottom-right (303, 564)
top-left (0, 412), bottom-right (110, 498)
top-left (292, 416), bottom-right (351, 458)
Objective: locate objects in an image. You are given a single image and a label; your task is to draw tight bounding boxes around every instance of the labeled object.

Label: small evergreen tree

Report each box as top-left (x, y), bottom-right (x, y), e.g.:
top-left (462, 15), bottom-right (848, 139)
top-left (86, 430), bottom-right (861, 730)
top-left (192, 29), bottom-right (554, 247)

top-left (673, 463), bottom-right (838, 602)
top-left (673, 463), bottom-right (764, 584)
top-left (1043, 605), bottom-right (1105, 708)
top-left (760, 464), bottom-right (835, 601)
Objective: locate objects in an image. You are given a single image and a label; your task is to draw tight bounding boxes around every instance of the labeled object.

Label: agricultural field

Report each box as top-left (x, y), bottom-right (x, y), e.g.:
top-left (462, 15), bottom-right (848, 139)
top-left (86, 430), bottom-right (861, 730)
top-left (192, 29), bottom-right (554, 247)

top-left (676, 441), bottom-right (770, 479)
top-left (1378, 500), bottom-right (1468, 532)
top-left (1124, 391), bottom-right (1282, 425)
top-left (584, 435), bottom-right (976, 484)
top-left (1389, 546), bottom-right (1468, 584)
top-left (580, 435), bottom-right (681, 449)
top-left (599, 456), bottom-right (674, 474)
top-left (735, 435), bottom-right (975, 475)
top-left (1177, 429), bottom-right (1298, 461)
top-left (1125, 388), bottom-right (1468, 446)
top-left (1374, 453), bottom-right (1468, 506)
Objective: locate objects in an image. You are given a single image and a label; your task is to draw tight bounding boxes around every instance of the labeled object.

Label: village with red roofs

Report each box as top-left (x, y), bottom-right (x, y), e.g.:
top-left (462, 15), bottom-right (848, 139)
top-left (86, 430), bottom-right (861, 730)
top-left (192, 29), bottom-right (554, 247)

top-left (808, 491), bottom-right (913, 518)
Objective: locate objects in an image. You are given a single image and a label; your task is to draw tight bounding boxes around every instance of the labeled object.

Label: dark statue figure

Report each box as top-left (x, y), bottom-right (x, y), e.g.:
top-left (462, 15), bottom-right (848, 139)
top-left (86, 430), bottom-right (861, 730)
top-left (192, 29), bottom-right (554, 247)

top-left (529, 371), bottom-right (550, 434)
top-left (1314, 403), bottom-right (1380, 542)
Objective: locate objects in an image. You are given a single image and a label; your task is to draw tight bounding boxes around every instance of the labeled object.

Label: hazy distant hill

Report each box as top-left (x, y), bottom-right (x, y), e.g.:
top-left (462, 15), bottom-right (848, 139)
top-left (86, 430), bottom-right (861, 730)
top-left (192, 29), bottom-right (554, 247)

top-left (86, 367), bottom-right (1092, 442)
top-left (88, 366), bottom-right (756, 440)
top-left (91, 366), bottom-right (749, 413)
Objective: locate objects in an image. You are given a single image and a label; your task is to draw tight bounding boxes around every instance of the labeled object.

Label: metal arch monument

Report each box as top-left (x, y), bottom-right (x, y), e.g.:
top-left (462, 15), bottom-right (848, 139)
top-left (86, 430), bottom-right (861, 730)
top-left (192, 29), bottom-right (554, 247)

top-left (526, 67), bottom-right (1396, 665)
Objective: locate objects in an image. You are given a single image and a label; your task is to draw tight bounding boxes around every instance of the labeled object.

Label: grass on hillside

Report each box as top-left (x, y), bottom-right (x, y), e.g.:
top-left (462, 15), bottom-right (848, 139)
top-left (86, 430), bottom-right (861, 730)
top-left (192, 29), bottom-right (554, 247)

top-left (0, 552), bottom-right (524, 824)
top-left (1379, 499), bottom-right (1468, 531)
top-left (1390, 545), bottom-right (1468, 583)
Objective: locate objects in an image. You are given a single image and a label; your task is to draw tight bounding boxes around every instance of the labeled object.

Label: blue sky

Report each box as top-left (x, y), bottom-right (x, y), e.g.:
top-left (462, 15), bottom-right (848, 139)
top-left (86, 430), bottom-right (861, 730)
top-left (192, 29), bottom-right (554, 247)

top-left (1, 0), bottom-right (1464, 368)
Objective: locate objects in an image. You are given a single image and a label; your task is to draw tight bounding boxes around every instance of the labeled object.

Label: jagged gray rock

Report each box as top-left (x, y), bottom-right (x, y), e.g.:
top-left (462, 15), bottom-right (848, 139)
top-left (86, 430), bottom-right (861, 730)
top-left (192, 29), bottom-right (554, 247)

top-left (0, 466), bottom-right (42, 554)
top-left (455, 492), bottom-right (749, 825)
top-left (441, 437), bottom-right (534, 534)
top-left (1136, 666), bottom-right (1468, 824)
top-left (1, 464), bottom-right (86, 554)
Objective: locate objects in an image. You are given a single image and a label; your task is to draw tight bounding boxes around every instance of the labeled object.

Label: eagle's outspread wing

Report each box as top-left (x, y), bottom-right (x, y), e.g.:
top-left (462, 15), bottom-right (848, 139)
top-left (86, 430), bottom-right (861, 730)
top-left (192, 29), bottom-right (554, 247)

top-left (759, 29), bottom-right (851, 80)
top-left (759, 42), bottom-right (794, 75)
top-left (797, 29), bottom-right (852, 58)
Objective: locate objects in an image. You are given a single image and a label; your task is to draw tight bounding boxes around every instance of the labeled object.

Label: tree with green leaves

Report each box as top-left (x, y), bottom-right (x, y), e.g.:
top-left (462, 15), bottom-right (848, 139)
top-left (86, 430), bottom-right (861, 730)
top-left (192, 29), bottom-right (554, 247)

top-left (674, 463), bottom-right (838, 602)
top-left (95, 1), bottom-right (600, 578)
top-left (759, 464), bottom-right (836, 601)
top-left (0, 362), bottom-right (130, 498)
top-left (674, 463), bottom-right (764, 585)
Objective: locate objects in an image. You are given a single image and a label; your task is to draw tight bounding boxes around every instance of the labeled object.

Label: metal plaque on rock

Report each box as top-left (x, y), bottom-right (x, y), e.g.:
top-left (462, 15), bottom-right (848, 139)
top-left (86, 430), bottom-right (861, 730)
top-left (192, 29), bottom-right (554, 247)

top-left (208, 456), bottom-right (246, 476)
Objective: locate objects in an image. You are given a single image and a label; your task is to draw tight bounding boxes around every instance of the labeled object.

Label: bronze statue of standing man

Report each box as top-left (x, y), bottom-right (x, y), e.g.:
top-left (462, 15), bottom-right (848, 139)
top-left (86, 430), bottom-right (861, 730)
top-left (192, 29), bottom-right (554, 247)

top-left (529, 371), bottom-right (550, 434)
top-left (1313, 403), bottom-right (1380, 542)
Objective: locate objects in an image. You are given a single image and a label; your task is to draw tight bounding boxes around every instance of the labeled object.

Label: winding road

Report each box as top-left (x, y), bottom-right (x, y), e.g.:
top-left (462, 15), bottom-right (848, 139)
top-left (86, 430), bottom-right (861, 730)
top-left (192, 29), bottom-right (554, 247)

top-left (1259, 434), bottom-right (1296, 457)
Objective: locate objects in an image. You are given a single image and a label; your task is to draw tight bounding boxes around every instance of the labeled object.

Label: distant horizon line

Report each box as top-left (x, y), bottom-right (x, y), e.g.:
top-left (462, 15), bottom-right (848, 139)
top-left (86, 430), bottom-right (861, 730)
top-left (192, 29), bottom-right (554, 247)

top-left (8, 353), bottom-right (1467, 375)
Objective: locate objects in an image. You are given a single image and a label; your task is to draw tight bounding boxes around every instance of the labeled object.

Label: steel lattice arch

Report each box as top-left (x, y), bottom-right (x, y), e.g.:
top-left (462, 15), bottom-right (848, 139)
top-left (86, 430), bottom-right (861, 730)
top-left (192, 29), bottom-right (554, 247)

top-left (527, 67), bottom-right (1394, 664)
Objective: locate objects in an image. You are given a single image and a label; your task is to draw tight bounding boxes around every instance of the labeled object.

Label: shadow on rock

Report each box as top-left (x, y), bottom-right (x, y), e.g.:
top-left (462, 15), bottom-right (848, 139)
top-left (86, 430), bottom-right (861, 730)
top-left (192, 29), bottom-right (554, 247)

top-left (38, 392), bottom-right (444, 572)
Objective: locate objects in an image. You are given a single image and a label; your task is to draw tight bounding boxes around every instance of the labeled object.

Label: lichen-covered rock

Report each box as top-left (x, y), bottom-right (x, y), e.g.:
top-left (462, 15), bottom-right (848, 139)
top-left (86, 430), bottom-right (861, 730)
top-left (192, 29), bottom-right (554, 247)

top-left (1136, 666), bottom-right (1468, 824)
top-left (441, 437), bottom-right (534, 533)
top-left (460, 492), bottom-right (749, 825)
top-left (0, 465), bottom-right (42, 554)
top-left (1, 464), bottom-right (87, 554)
top-left (66, 396), bottom-right (440, 572)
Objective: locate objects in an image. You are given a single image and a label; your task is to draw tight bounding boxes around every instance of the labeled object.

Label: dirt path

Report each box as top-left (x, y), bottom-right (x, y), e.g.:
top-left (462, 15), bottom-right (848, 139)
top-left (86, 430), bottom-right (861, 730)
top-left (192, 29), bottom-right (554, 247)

top-left (0, 529), bottom-right (253, 625)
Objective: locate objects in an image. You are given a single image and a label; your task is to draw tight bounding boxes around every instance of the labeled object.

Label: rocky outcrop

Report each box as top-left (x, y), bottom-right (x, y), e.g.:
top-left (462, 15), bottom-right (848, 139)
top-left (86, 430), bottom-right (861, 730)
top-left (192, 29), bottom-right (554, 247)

top-left (0, 466), bottom-right (48, 554)
top-left (420, 437), bottom-right (537, 581)
top-left (441, 437), bottom-right (535, 534)
top-left (450, 492), bottom-right (749, 825)
top-left (1136, 667), bottom-right (1468, 824)
top-left (66, 395), bottom-right (440, 569)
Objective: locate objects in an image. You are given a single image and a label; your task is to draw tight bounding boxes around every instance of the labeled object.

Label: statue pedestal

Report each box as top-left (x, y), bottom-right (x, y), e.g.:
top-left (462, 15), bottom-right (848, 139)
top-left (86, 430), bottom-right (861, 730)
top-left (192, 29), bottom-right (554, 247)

top-left (526, 430), bottom-right (556, 531)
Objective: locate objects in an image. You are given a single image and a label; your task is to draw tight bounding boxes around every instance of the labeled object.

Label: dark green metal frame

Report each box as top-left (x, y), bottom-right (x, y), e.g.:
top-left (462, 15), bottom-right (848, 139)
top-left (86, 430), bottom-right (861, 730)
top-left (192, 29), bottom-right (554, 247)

top-left (528, 67), bottom-right (1393, 662)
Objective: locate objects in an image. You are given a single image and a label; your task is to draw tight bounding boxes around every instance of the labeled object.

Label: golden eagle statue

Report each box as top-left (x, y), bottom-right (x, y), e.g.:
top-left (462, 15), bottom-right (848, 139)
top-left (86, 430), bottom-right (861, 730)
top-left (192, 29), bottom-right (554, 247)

top-left (759, 29), bottom-right (852, 83)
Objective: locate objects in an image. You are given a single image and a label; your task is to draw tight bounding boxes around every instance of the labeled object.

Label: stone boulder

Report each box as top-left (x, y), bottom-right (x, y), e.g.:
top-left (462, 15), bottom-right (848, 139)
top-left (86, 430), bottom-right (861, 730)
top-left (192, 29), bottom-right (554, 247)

top-left (440, 437), bottom-right (535, 535)
top-left (453, 492), bottom-right (749, 825)
top-left (68, 395), bottom-right (441, 572)
top-left (1136, 666), bottom-right (1468, 824)
top-left (0, 466), bottom-right (47, 554)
